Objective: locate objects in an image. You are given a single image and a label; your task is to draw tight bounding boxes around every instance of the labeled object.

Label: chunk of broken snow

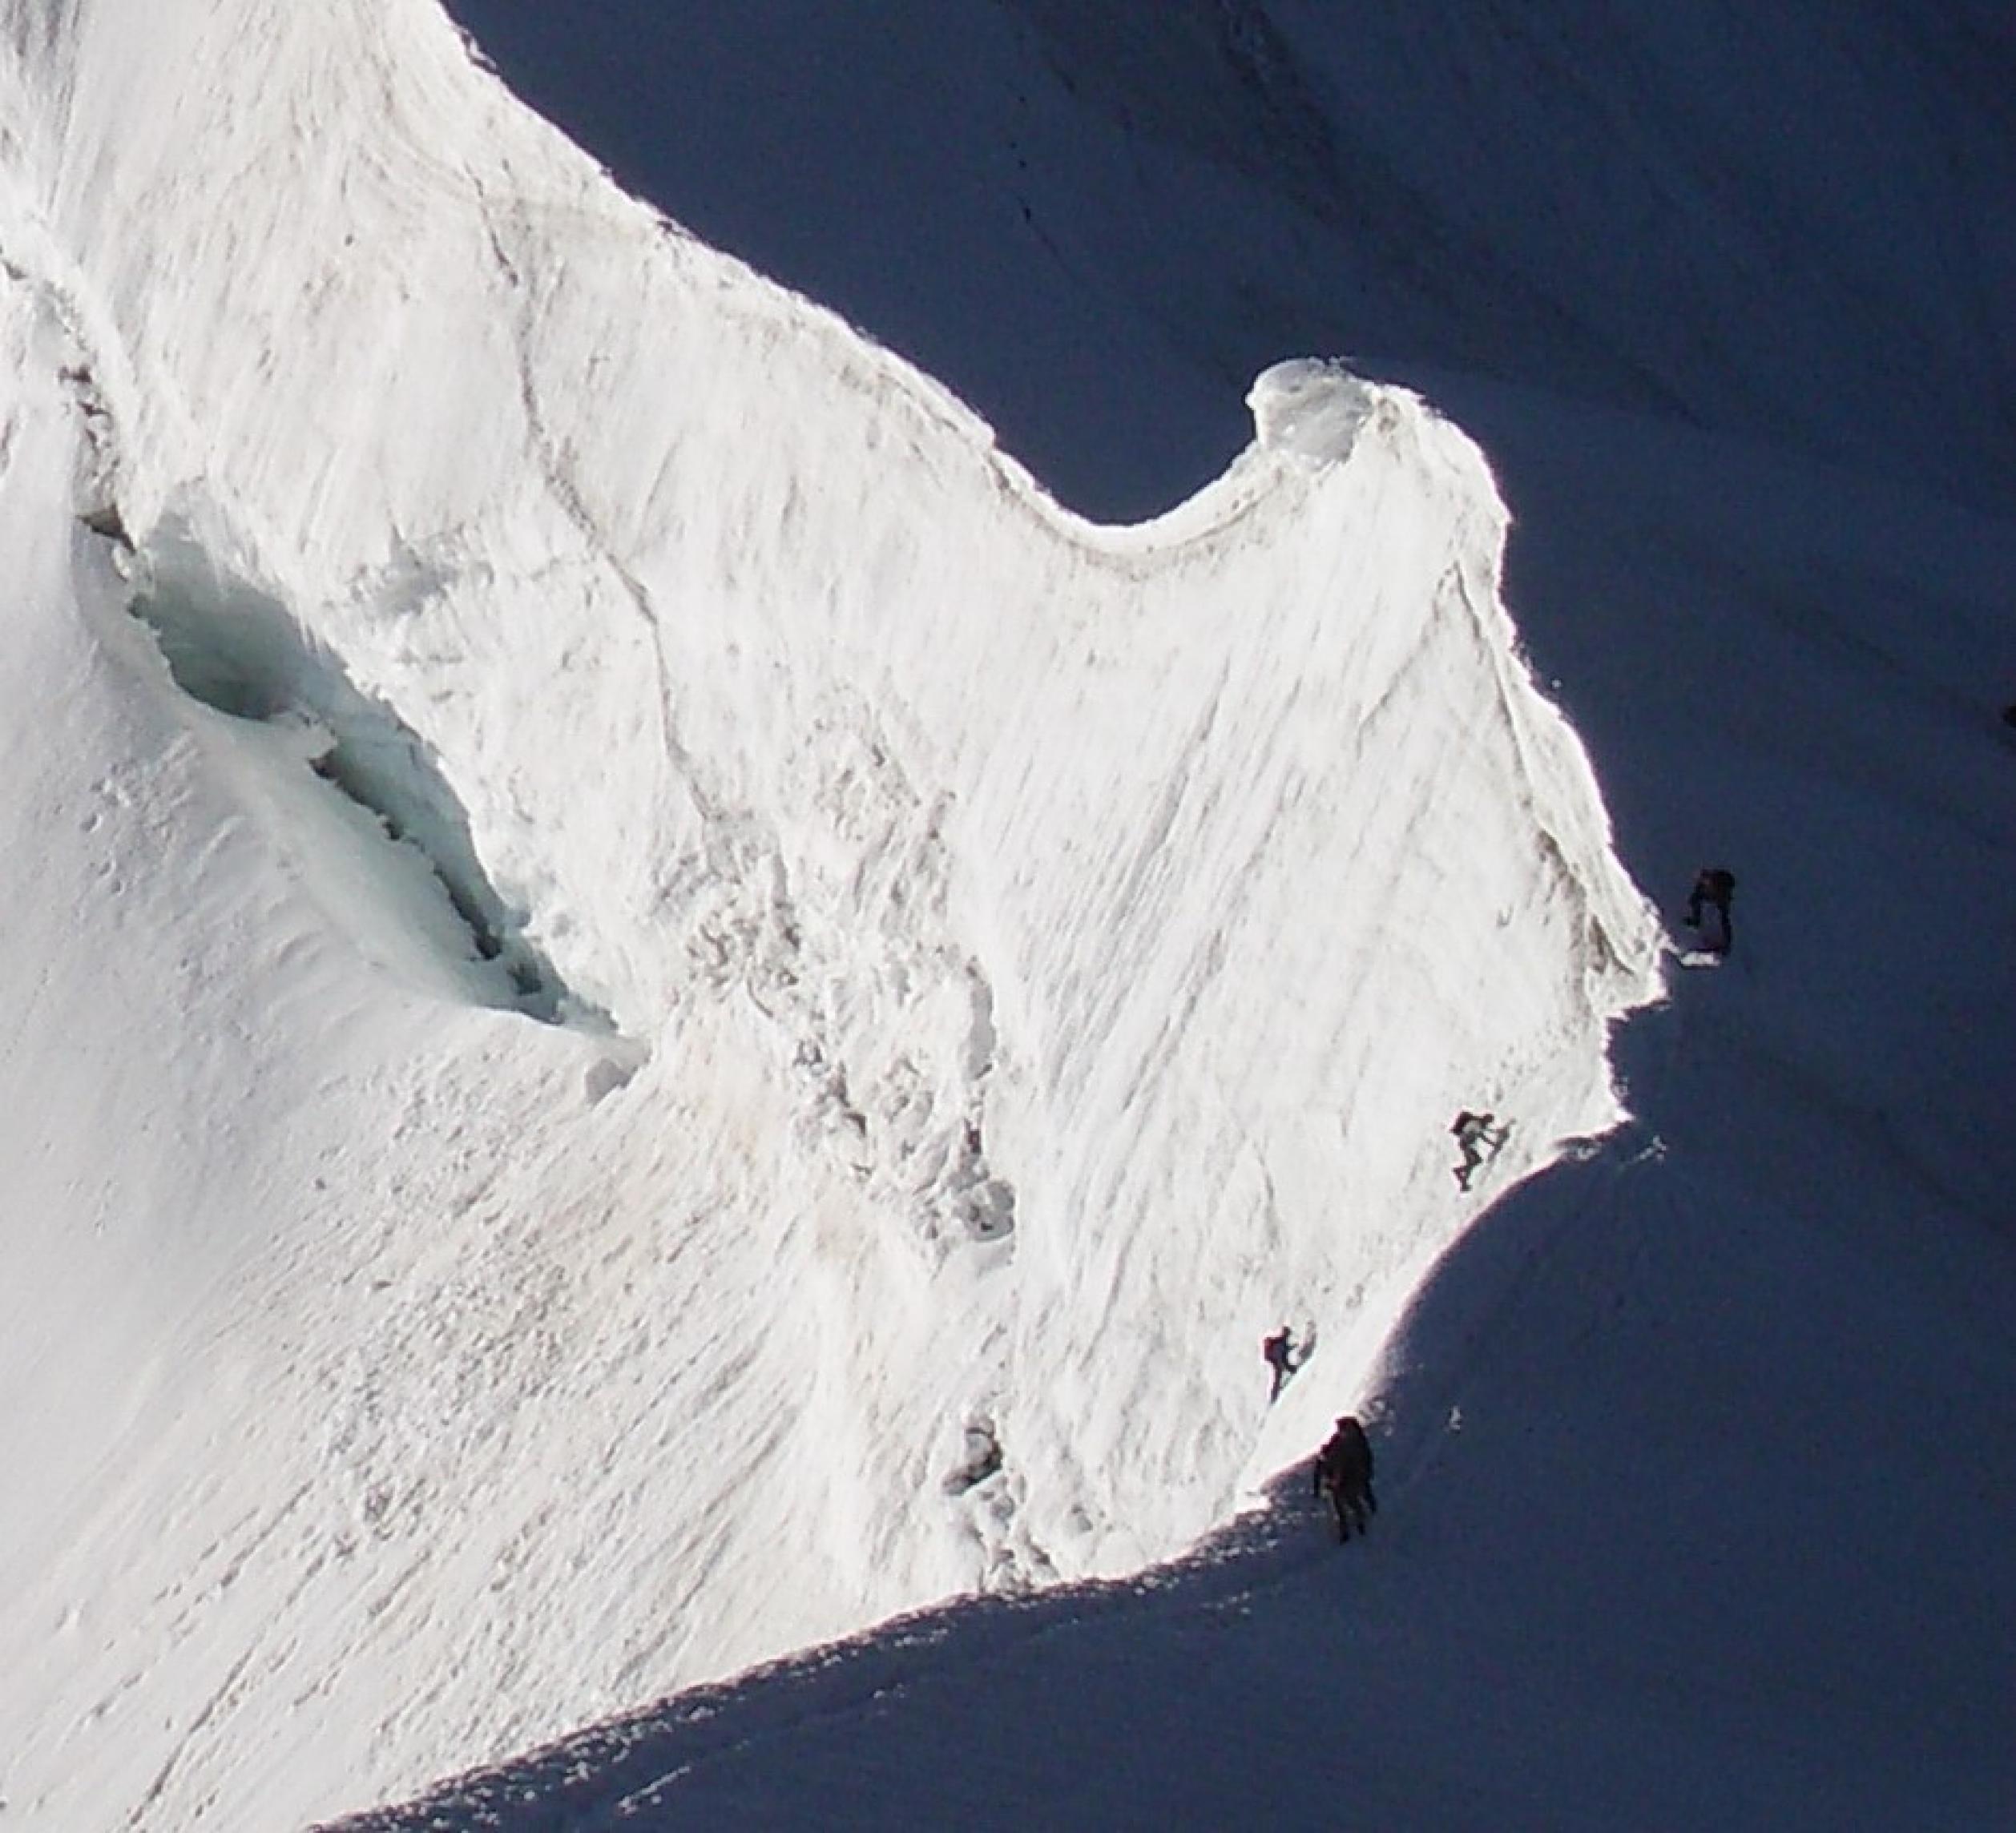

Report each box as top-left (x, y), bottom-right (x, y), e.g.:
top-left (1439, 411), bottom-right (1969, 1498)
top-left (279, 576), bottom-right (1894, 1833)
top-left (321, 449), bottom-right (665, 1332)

top-left (1248, 359), bottom-right (1380, 465)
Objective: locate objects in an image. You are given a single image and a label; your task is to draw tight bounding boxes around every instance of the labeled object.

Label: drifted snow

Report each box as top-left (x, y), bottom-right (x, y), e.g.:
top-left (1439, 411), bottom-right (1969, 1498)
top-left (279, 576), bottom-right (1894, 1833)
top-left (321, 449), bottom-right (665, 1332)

top-left (0, 2), bottom-right (1662, 1827)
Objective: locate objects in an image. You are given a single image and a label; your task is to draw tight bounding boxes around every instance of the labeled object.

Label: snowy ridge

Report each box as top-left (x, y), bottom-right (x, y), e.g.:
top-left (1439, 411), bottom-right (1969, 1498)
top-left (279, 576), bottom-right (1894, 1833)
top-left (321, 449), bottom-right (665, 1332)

top-left (0, 2), bottom-right (1671, 1827)
top-left (432, 1), bottom-right (2016, 524)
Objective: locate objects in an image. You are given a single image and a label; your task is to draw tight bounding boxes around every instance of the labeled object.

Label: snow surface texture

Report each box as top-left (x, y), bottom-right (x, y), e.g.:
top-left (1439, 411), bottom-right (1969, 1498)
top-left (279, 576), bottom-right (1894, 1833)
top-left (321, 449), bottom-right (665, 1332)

top-left (0, 2), bottom-right (1670, 1827)
top-left (323, 2), bottom-right (2016, 1823)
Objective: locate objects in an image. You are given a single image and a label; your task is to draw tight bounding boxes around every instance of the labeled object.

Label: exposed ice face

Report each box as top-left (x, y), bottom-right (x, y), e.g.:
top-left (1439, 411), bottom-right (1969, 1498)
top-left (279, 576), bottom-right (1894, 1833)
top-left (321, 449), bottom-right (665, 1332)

top-left (119, 515), bottom-right (581, 1022)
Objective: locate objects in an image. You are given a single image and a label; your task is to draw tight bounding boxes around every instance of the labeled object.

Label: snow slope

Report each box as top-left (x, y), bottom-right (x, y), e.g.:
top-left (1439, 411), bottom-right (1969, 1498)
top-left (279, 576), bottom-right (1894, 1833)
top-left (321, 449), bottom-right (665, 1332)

top-left (357, 395), bottom-right (2016, 1828)
top-left (0, 2), bottom-right (1663, 1826)
top-left (345, 3), bottom-right (2016, 1826)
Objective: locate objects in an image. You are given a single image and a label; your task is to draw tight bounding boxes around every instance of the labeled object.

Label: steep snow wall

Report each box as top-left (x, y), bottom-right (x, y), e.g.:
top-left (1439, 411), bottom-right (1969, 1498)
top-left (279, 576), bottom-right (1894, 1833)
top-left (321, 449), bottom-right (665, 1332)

top-left (0, 0), bottom-right (1659, 1823)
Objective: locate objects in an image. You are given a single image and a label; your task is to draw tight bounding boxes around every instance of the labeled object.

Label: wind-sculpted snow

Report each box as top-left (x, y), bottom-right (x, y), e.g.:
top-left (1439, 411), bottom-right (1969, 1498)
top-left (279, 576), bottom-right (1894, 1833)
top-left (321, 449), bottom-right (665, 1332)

top-left (0, 2), bottom-right (1661, 1826)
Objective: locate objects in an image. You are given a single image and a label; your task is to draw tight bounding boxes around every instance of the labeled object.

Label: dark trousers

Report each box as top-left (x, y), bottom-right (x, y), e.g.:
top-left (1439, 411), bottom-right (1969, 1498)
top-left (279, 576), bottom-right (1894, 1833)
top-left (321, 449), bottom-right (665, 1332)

top-left (1688, 892), bottom-right (1732, 952)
